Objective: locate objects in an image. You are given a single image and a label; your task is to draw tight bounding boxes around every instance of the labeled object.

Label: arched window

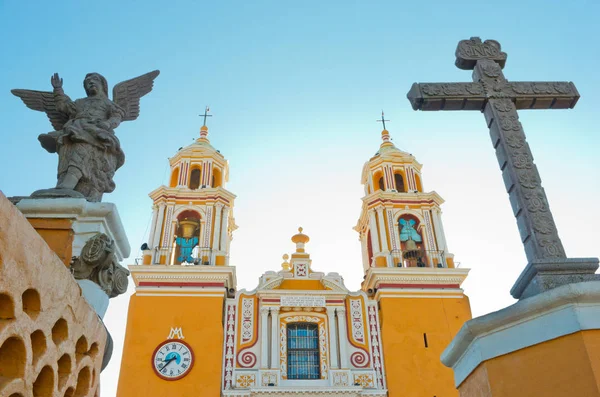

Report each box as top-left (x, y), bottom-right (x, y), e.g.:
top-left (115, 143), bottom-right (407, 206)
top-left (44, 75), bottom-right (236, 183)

top-left (287, 323), bottom-right (320, 380)
top-left (378, 177), bottom-right (384, 191)
top-left (373, 171), bottom-right (384, 192)
top-left (394, 173), bottom-right (405, 192)
top-left (189, 168), bottom-right (201, 190)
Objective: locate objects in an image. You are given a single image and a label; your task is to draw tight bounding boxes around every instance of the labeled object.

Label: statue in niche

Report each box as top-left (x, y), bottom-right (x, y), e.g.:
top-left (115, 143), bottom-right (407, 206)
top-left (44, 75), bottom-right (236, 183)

top-left (11, 70), bottom-right (160, 202)
top-left (399, 218), bottom-right (422, 242)
top-left (176, 220), bottom-right (199, 264)
top-left (71, 233), bottom-right (129, 298)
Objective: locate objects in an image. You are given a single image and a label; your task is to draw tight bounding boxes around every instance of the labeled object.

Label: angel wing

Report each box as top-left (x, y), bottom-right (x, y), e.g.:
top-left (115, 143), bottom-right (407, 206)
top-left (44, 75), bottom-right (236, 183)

top-left (11, 89), bottom-right (69, 131)
top-left (112, 70), bottom-right (160, 122)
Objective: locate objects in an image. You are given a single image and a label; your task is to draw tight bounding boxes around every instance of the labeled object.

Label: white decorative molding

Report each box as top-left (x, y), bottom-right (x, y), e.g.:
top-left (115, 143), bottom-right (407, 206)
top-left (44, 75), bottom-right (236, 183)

top-left (242, 298), bottom-right (255, 343)
top-left (295, 263), bottom-right (308, 278)
top-left (367, 305), bottom-right (385, 389)
top-left (260, 370), bottom-right (279, 386)
top-left (349, 300), bottom-right (365, 344)
top-left (331, 370), bottom-right (351, 386)
top-left (442, 281), bottom-right (600, 387)
top-left (223, 302), bottom-right (237, 390)
top-left (281, 296), bottom-right (326, 307)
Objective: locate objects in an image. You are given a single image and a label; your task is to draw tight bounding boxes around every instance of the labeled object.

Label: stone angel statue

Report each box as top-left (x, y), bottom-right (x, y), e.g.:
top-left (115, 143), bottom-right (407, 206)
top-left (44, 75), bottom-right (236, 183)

top-left (12, 70), bottom-right (160, 202)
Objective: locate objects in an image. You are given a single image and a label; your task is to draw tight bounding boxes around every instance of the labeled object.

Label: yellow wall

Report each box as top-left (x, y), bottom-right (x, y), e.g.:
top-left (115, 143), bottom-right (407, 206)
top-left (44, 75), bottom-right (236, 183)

top-left (379, 295), bottom-right (472, 397)
top-left (459, 329), bottom-right (600, 397)
top-left (117, 295), bottom-right (225, 397)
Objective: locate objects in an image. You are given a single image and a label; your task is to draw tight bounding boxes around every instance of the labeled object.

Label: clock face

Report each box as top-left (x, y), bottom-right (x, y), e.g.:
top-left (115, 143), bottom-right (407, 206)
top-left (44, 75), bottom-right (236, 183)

top-left (152, 339), bottom-right (194, 380)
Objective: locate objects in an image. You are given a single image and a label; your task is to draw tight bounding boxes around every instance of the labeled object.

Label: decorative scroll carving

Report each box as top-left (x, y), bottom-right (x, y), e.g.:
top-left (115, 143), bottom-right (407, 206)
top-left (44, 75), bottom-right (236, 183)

top-left (71, 233), bottom-right (129, 298)
top-left (237, 351), bottom-right (257, 368)
top-left (350, 350), bottom-right (369, 368)
top-left (420, 83), bottom-right (484, 97)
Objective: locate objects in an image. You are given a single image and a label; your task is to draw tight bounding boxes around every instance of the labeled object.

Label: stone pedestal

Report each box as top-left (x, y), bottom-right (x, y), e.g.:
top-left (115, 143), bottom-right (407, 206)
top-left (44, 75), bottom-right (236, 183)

top-left (511, 257), bottom-right (600, 299)
top-left (442, 281), bottom-right (600, 397)
top-left (15, 198), bottom-right (130, 262)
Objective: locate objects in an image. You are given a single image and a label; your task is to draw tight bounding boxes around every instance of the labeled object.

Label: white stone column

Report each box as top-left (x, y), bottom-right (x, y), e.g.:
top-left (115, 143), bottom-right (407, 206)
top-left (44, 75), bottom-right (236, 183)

top-left (220, 207), bottom-right (230, 254)
top-left (360, 233), bottom-right (370, 271)
top-left (270, 307), bottom-right (280, 369)
top-left (376, 207), bottom-right (389, 252)
top-left (147, 205), bottom-right (159, 247)
top-left (213, 204), bottom-right (223, 251)
top-left (260, 307), bottom-right (270, 369)
top-left (432, 208), bottom-right (448, 252)
top-left (167, 220), bottom-right (177, 265)
top-left (327, 307), bottom-right (339, 369)
top-left (337, 307), bottom-right (349, 368)
top-left (368, 210), bottom-right (381, 255)
top-left (151, 204), bottom-right (166, 249)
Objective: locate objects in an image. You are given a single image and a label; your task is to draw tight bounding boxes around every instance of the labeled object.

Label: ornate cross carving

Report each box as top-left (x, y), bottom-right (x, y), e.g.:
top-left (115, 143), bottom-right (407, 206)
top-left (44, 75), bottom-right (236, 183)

top-left (407, 37), bottom-right (598, 299)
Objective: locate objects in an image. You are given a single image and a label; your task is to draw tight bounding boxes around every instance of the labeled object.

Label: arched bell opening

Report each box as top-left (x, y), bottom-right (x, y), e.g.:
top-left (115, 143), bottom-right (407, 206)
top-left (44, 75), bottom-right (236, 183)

top-left (372, 171), bottom-right (384, 192)
top-left (189, 166), bottom-right (201, 190)
top-left (175, 210), bottom-right (201, 265)
top-left (169, 167), bottom-right (180, 188)
top-left (394, 172), bottom-right (406, 193)
top-left (398, 215), bottom-right (426, 267)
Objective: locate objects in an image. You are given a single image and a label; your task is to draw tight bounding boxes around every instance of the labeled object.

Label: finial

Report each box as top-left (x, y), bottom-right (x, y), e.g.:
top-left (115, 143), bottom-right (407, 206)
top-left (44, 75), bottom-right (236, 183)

top-left (298, 227), bottom-right (303, 233)
top-left (198, 106), bottom-right (212, 140)
top-left (281, 254), bottom-right (291, 270)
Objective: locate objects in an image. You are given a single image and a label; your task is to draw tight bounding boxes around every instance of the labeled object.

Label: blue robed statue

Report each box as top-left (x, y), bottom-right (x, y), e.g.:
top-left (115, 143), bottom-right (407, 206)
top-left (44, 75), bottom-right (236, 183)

top-left (176, 220), bottom-right (199, 263)
top-left (399, 218), bottom-right (422, 242)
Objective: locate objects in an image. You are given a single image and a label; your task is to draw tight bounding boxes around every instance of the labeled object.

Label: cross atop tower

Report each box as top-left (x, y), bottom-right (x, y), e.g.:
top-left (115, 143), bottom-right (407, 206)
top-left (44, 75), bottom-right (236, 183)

top-left (200, 106), bottom-right (212, 127)
top-left (376, 110), bottom-right (390, 131)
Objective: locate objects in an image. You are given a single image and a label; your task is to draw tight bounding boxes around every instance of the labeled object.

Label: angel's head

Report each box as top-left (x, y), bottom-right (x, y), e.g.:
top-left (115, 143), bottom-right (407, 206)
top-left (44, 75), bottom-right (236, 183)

top-left (84, 73), bottom-right (108, 97)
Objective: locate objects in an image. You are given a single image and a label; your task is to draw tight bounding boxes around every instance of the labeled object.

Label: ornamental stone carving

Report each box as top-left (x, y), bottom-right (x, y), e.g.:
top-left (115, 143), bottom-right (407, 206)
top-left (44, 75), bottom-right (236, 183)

top-left (71, 233), bottom-right (129, 298)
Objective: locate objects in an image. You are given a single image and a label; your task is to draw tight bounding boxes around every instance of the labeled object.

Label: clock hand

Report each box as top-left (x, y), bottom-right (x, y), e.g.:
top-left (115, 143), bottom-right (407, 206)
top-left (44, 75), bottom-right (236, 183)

top-left (160, 357), bottom-right (177, 370)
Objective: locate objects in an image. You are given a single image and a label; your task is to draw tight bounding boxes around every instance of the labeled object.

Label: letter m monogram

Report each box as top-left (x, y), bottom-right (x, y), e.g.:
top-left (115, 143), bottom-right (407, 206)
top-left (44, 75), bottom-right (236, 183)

top-left (168, 327), bottom-right (185, 339)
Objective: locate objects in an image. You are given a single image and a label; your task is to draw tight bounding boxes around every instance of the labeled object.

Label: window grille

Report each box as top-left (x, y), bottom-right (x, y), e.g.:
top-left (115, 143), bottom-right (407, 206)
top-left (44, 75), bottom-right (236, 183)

top-left (287, 323), bottom-right (320, 379)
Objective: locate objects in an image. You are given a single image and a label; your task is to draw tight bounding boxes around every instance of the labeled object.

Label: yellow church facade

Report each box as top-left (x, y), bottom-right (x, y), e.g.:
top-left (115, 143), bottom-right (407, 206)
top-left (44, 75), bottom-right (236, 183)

top-left (117, 124), bottom-right (472, 397)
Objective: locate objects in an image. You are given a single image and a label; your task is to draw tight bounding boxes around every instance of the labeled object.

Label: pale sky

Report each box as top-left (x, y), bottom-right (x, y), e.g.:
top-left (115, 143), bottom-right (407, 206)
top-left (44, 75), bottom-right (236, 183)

top-left (1, 1), bottom-right (599, 396)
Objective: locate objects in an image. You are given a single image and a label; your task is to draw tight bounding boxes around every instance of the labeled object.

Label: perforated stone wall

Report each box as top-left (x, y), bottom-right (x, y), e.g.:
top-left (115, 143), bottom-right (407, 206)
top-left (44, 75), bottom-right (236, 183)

top-left (0, 192), bottom-right (106, 397)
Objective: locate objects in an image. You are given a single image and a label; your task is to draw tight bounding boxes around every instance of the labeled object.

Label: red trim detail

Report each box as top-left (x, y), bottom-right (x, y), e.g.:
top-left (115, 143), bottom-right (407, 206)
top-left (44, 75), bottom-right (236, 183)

top-left (262, 299), bottom-right (280, 303)
top-left (139, 282), bottom-right (225, 288)
top-left (368, 198), bottom-right (436, 206)
top-left (325, 300), bottom-right (344, 304)
top-left (378, 283), bottom-right (460, 289)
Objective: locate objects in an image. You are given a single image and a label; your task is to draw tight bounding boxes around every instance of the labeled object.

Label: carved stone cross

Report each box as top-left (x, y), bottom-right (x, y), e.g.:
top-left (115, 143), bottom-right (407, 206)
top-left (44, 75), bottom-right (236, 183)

top-left (407, 37), bottom-right (598, 299)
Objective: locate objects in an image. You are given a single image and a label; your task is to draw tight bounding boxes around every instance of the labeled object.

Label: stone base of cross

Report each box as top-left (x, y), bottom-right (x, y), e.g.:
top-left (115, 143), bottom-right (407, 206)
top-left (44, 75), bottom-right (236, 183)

top-left (407, 37), bottom-right (599, 299)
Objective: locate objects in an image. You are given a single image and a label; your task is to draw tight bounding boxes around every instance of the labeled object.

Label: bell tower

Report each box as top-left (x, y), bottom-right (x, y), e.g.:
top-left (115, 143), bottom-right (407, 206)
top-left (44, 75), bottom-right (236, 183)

top-left (356, 126), bottom-right (472, 397)
top-left (142, 123), bottom-right (237, 266)
top-left (355, 128), bottom-right (453, 270)
top-left (117, 120), bottom-right (238, 396)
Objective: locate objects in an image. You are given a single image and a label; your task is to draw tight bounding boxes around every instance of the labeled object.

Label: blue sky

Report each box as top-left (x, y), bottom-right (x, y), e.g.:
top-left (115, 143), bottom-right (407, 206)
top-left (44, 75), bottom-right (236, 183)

top-left (1, 1), bottom-right (599, 396)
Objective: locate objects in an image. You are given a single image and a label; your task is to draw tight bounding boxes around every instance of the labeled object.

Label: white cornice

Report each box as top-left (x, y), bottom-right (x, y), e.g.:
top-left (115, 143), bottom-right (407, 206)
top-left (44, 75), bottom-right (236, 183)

top-left (128, 265), bottom-right (236, 290)
top-left (223, 387), bottom-right (386, 396)
top-left (362, 267), bottom-right (469, 291)
top-left (148, 185), bottom-right (237, 203)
